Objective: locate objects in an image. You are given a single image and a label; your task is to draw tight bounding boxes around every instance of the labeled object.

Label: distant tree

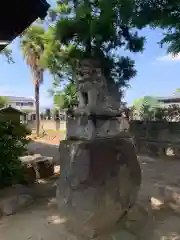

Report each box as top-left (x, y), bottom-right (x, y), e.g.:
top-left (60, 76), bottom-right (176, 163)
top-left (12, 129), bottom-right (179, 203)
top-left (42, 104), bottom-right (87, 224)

top-left (20, 25), bottom-right (45, 136)
top-left (132, 96), bottom-right (160, 120)
top-left (42, 0), bottom-right (145, 103)
top-left (0, 96), bottom-right (8, 108)
top-left (175, 88), bottom-right (180, 93)
top-left (52, 81), bottom-right (78, 110)
top-left (45, 108), bottom-right (51, 119)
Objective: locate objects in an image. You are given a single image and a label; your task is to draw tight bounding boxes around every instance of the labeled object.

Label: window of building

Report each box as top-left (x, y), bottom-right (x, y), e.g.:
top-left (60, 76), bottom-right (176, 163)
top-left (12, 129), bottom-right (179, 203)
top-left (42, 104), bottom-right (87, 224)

top-left (16, 101), bottom-right (34, 107)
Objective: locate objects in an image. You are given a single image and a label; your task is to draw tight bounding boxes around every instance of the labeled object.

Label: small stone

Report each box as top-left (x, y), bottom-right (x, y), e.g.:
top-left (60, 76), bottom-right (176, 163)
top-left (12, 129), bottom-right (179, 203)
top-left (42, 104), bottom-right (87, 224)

top-left (151, 197), bottom-right (164, 209)
top-left (112, 229), bottom-right (137, 240)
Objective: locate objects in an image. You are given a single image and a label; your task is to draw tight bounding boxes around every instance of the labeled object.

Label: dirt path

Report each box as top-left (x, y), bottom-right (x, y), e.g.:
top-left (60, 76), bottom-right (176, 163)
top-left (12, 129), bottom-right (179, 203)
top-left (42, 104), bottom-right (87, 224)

top-left (0, 199), bottom-right (76, 240)
top-left (0, 155), bottom-right (180, 240)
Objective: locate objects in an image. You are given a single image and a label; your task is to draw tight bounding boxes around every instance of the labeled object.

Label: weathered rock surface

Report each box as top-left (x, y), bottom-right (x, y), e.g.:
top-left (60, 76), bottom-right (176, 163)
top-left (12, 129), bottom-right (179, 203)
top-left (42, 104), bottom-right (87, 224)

top-left (20, 154), bottom-right (54, 182)
top-left (112, 230), bottom-right (137, 240)
top-left (0, 194), bottom-right (33, 216)
top-left (57, 137), bottom-right (141, 239)
top-left (149, 216), bottom-right (180, 240)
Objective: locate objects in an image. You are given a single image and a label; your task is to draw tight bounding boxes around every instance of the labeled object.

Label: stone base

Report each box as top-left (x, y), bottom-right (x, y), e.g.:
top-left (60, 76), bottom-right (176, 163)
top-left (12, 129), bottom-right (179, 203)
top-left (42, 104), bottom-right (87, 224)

top-left (57, 136), bottom-right (141, 239)
top-left (20, 154), bottom-right (54, 183)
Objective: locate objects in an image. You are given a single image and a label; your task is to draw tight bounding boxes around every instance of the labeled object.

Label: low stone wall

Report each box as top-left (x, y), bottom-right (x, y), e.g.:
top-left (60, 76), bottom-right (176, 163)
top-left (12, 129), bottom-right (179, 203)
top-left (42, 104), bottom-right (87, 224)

top-left (27, 120), bottom-right (66, 132)
top-left (130, 120), bottom-right (180, 158)
top-left (27, 119), bottom-right (180, 158)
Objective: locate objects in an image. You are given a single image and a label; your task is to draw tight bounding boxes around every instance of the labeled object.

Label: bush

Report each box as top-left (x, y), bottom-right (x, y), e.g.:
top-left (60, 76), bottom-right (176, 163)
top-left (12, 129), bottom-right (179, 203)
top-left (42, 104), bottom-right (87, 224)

top-left (0, 119), bottom-right (31, 187)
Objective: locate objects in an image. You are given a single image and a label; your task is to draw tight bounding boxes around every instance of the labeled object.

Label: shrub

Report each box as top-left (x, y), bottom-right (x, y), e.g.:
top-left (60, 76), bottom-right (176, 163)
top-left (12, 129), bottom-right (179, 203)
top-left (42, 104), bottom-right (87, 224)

top-left (0, 119), bottom-right (31, 187)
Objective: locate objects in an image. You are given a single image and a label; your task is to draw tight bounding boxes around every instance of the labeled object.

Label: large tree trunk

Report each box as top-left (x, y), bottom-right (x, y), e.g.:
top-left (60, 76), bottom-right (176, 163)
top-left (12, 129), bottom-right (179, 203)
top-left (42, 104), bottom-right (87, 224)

top-left (35, 83), bottom-right (40, 137)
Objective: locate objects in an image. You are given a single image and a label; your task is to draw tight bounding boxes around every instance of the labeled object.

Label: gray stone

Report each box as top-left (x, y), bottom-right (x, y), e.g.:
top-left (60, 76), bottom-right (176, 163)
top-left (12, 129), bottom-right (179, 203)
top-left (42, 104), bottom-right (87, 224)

top-left (57, 58), bottom-right (141, 239)
top-left (124, 200), bottom-right (153, 235)
top-left (57, 137), bottom-right (141, 239)
top-left (112, 230), bottom-right (137, 240)
top-left (66, 116), bottom-right (96, 140)
top-left (0, 194), bottom-right (33, 215)
top-left (75, 59), bottom-right (120, 115)
top-left (96, 119), bottom-right (120, 137)
top-left (150, 216), bottom-right (180, 240)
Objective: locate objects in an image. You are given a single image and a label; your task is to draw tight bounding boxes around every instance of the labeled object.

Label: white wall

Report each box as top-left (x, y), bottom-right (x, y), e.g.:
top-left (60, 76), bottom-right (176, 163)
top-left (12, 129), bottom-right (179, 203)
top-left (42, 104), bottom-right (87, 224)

top-left (7, 100), bottom-right (35, 111)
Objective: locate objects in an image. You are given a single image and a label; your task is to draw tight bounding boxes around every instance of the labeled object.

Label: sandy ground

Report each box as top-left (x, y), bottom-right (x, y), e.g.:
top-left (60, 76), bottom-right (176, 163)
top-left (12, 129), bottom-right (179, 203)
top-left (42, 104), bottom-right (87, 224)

top-left (1, 140), bottom-right (180, 240)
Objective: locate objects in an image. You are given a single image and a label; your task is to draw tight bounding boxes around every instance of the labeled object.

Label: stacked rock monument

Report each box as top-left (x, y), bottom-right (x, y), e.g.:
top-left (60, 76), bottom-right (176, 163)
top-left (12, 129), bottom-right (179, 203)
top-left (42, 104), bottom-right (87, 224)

top-left (57, 59), bottom-right (141, 239)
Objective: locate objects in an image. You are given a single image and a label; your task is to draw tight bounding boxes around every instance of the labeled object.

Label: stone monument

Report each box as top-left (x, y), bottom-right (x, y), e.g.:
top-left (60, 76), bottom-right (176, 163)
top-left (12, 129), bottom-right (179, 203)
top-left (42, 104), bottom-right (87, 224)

top-left (57, 59), bottom-right (141, 239)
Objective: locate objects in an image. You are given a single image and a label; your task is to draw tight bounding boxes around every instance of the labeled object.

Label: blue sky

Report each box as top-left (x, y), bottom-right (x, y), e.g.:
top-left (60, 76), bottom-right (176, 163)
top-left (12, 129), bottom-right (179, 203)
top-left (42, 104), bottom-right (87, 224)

top-left (1, 27), bottom-right (180, 107)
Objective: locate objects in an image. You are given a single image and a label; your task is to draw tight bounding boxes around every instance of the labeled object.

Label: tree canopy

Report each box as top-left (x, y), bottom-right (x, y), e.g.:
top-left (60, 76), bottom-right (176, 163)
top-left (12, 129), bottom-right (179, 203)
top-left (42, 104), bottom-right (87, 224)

top-left (20, 25), bottom-right (45, 136)
top-left (42, 0), bottom-right (145, 100)
top-left (133, 0), bottom-right (180, 55)
top-left (132, 96), bottom-right (160, 120)
top-left (0, 48), bottom-right (14, 63)
top-left (53, 81), bottom-right (78, 110)
top-left (0, 96), bottom-right (8, 108)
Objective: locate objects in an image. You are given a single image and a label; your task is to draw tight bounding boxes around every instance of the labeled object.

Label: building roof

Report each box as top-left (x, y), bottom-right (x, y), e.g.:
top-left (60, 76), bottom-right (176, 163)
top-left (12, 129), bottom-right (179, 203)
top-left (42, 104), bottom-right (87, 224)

top-left (156, 93), bottom-right (180, 101)
top-left (0, 0), bottom-right (50, 51)
top-left (5, 96), bottom-right (34, 102)
top-left (0, 106), bottom-right (25, 114)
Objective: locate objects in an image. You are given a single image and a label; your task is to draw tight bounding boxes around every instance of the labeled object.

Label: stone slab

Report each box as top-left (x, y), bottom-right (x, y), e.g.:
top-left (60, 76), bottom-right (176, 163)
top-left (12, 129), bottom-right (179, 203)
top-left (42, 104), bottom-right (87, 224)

top-left (57, 137), bottom-right (141, 239)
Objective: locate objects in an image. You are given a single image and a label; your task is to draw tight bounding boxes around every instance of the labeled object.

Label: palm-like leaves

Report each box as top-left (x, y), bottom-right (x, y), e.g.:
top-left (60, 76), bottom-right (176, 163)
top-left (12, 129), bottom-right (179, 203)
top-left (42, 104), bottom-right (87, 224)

top-left (20, 25), bottom-right (45, 136)
top-left (1, 47), bottom-right (14, 63)
top-left (20, 25), bottom-right (45, 84)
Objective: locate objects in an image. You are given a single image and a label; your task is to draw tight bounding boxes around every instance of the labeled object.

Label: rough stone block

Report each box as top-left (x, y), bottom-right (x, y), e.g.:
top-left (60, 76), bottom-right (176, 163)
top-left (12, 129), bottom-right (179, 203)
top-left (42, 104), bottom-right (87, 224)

top-left (20, 155), bottom-right (54, 181)
top-left (66, 116), bottom-right (95, 140)
top-left (57, 137), bottom-right (141, 239)
top-left (22, 163), bottom-right (36, 183)
top-left (0, 194), bottom-right (33, 216)
top-left (36, 158), bottom-right (54, 178)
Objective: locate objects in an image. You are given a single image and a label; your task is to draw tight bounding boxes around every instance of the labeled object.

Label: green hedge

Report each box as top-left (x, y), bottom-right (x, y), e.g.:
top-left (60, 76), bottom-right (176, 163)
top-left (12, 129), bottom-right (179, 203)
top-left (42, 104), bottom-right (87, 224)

top-left (0, 119), bottom-right (31, 187)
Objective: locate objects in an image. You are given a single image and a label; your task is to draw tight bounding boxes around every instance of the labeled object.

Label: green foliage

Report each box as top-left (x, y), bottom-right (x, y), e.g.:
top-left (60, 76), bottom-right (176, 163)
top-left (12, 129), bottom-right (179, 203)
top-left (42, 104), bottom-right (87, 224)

top-left (0, 96), bottom-right (8, 108)
top-left (0, 47), bottom-right (14, 63)
top-left (52, 81), bottom-right (78, 110)
top-left (20, 25), bottom-right (45, 83)
top-left (0, 120), bottom-right (31, 187)
top-left (132, 96), bottom-right (160, 120)
top-left (175, 88), bottom-right (180, 93)
top-left (132, 96), bottom-right (180, 122)
top-left (20, 25), bottom-right (46, 136)
top-left (42, 0), bottom-right (145, 98)
top-left (133, 0), bottom-right (180, 56)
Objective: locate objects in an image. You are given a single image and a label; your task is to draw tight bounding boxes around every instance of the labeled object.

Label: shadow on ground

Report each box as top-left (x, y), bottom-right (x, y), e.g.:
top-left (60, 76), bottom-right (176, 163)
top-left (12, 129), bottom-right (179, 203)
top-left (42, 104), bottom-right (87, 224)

top-left (1, 154), bottom-right (180, 239)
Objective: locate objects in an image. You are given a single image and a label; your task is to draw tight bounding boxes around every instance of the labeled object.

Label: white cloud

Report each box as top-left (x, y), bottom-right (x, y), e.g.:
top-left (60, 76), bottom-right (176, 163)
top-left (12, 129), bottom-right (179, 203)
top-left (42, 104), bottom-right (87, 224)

top-left (156, 53), bottom-right (180, 62)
